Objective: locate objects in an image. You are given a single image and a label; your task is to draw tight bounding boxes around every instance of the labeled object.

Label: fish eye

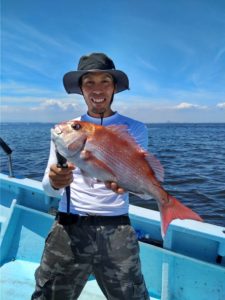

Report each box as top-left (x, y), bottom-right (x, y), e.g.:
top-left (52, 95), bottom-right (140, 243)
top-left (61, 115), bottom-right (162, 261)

top-left (71, 123), bottom-right (82, 130)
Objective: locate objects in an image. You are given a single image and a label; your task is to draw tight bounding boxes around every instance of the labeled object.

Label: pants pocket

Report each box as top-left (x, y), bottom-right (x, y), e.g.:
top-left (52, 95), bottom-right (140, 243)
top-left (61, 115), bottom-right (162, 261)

top-left (35, 267), bottom-right (53, 288)
top-left (31, 267), bottom-right (54, 299)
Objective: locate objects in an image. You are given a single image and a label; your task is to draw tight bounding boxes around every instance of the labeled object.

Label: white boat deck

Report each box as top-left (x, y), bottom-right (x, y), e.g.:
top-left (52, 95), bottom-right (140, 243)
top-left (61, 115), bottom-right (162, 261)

top-left (0, 260), bottom-right (154, 300)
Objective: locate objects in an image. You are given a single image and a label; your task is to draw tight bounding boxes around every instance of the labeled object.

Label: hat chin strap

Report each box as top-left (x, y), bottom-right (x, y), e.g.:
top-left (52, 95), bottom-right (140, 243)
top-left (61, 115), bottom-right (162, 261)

top-left (99, 112), bottom-right (104, 125)
top-left (99, 93), bottom-right (115, 125)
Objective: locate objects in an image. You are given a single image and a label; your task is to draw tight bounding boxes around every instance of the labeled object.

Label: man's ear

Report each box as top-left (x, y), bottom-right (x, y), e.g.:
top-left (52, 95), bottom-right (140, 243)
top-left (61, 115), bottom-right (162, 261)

top-left (79, 86), bottom-right (84, 95)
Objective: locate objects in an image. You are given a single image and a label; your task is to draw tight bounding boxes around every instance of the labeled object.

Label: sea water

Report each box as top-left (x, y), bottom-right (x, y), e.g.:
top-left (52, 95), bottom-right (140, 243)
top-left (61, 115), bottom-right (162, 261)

top-left (0, 122), bottom-right (224, 226)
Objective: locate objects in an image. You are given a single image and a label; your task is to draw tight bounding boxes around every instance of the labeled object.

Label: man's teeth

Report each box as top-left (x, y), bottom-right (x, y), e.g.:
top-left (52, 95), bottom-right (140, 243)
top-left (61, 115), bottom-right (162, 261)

top-left (92, 98), bottom-right (105, 103)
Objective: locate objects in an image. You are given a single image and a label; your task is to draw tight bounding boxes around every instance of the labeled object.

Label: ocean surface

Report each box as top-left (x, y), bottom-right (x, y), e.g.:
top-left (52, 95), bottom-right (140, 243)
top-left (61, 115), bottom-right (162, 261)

top-left (0, 122), bottom-right (225, 227)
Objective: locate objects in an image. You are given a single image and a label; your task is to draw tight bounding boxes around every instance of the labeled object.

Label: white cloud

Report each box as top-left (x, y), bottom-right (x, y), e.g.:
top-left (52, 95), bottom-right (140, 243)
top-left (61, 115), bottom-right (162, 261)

top-left (173, 102), bottom-right (208, 110)
top-left (215, 47), bottom-right (225, 63)
top-left (1, 92), bottom-right (224, 123)
top-left (2, 17), bottom-right (84, 80)
top-left (1, 105), bottom-right (22, 113)
top-left (0, 97), bottom-right (86, 122)
top-left (216, 102), bottom-right (225, 109)
top-left (0, 81), bottom-right (55, 97)
top-left (30, 99), bottom-right (80, 111)
top-left (137, 56), bottom-right (158, 72)
top-left (2, 17), bottom-right (82, 57)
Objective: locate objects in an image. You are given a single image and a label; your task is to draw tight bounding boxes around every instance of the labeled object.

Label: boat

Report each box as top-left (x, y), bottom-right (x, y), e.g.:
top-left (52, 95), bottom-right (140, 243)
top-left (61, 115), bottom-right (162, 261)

top-left (0, 138), bottom-right (225, 300)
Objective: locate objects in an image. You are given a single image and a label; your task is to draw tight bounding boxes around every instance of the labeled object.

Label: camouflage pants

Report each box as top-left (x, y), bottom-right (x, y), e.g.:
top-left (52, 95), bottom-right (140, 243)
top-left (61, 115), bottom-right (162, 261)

top-left (31, 219), bottom-right (149, 300)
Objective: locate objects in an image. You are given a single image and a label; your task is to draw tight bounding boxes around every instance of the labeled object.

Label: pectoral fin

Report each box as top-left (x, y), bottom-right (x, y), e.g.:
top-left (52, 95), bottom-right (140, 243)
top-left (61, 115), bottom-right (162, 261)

top-left (79, 150), bottom-right (116, 182)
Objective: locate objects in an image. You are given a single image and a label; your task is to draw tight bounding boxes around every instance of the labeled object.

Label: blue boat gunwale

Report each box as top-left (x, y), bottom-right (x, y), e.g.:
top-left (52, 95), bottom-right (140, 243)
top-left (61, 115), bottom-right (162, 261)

top-left (1, 172), bottom-right (225, 299)
top-left (1, 172), bottom-right (225, 264)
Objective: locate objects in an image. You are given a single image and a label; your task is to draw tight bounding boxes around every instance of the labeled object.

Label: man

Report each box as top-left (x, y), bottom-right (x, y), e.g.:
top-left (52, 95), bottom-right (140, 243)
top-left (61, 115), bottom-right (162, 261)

top-left (32, 53), bottom-right (149, 299)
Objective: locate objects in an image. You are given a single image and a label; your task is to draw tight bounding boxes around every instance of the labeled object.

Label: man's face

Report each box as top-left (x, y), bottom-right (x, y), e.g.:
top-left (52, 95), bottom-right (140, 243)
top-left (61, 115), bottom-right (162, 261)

top-left (81, 72), bottom-right (116, 117)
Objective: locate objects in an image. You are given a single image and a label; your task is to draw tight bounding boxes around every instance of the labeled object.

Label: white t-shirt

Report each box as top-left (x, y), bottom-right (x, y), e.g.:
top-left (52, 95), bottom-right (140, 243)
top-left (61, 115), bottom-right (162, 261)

top-left (42, 112), bottom-right (148, 216)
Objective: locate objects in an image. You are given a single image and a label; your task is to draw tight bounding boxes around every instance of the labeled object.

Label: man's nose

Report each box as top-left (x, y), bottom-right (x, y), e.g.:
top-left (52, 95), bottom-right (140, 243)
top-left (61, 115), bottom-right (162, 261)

top-left (93, 90), bottom-right (102, 94)
top-left (92, 82), bottom-right (104, 93)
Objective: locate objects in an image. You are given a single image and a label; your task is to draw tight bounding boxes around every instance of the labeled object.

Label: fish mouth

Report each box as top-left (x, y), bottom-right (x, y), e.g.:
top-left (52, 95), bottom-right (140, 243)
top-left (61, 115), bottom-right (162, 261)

top-left (54, 125), bottom-right (63, 135)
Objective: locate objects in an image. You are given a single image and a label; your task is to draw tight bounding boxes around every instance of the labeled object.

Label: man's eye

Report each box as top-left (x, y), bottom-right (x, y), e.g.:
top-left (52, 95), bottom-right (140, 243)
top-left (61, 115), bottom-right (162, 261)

top-left (84, 81), bottom-right (93, 86)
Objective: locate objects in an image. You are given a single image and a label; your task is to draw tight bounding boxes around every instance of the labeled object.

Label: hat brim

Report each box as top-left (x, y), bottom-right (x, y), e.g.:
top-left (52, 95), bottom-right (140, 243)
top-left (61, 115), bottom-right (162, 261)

top-left (63, 69), bottom-right (129, 94)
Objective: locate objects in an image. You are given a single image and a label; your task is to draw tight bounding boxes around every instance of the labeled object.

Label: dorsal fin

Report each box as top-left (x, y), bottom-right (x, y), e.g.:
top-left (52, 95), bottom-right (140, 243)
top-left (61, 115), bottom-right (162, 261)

top-left (106, 124), bottom-right (130, 137)
top-left (144, 153), bottom-right (164, 182)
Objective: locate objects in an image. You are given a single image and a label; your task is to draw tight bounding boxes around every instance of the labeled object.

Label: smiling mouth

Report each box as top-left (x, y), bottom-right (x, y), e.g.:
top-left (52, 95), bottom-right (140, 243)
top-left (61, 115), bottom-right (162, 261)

top-left (91, 98), bottom-right (106, 104)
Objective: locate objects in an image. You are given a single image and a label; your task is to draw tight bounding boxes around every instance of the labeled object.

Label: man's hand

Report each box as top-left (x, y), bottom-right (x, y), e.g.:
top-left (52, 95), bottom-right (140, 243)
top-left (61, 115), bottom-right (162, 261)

top-left (49, 163), bottom-right (75, 189)
top-left (105, 181), bottom-right (125, 194)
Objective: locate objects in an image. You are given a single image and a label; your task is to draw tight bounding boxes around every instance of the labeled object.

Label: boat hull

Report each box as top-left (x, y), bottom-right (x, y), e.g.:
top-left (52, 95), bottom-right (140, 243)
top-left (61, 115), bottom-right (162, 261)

top-left (1, 173), bottom-right (225, 300)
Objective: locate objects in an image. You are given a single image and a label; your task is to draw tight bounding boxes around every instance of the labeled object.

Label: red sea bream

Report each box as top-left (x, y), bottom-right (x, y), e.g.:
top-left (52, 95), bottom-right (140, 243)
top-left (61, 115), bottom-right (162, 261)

top-left (52, 120), bottom-right (203, 237)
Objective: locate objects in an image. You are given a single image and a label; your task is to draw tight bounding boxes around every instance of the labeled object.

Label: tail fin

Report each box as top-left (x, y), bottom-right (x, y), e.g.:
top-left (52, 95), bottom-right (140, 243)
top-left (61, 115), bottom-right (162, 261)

top-left (160, 195), bottom-right (203, 238)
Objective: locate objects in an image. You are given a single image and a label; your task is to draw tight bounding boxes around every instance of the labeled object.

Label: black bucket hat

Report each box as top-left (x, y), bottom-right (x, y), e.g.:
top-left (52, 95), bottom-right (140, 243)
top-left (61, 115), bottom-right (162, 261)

top-left (63, 53), bottom-right (129, 94)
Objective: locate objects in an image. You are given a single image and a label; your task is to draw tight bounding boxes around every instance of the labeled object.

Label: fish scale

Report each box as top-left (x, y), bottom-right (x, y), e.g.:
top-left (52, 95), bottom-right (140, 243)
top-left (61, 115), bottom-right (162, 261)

top-left (88, 134), bottom-right (148, 194)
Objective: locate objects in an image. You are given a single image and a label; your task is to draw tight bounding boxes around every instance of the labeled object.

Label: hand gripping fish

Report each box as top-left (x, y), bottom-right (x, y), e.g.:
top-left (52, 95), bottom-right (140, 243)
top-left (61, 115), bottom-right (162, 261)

top-left (51, 120), bottom-right (203, 237)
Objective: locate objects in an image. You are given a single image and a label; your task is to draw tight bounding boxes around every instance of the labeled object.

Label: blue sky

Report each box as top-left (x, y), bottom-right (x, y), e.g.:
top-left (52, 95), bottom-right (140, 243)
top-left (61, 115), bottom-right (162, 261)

top-left (1, 0), bottom-right (225, 123)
